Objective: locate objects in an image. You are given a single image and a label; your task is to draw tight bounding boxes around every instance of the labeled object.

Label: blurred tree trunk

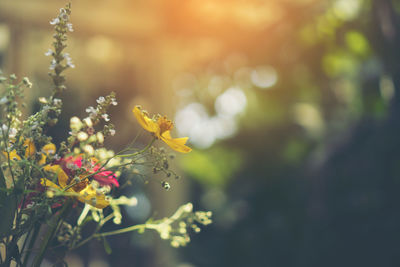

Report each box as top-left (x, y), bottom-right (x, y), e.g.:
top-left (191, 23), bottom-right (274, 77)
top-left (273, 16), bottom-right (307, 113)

top-left (303, 1), bottom-right (400, 266)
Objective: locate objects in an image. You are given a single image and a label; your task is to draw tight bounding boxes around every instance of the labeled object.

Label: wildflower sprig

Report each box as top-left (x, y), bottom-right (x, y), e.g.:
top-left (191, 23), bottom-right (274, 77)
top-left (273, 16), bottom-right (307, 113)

top-left (47, 3), bottom-right (74, 97)
top-left (72, 202), bottom-right (212, 249)
top-left (0, 3), bottom-right (211, 267)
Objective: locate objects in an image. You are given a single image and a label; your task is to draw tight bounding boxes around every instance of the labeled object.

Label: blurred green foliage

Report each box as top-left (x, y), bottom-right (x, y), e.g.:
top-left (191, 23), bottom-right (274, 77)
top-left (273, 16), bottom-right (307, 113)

top-left (180, 147), bottom-right (243, 188)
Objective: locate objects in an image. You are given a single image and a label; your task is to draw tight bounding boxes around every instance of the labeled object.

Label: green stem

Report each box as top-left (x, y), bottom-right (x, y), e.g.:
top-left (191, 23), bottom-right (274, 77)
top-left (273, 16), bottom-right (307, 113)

top-left (63, 137), bottom-right (155, 192)
top-left (115, 138), bottom-right (155, 158)
top-left (95, 224), bottom-right (148, 238)
top-left (32, 201), bottom-right (71, 267)
top-left (21, 223), bottom-right (40, 267)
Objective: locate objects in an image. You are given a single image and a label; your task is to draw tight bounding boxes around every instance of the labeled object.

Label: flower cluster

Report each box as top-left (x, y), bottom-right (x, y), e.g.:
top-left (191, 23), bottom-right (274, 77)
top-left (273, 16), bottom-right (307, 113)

top-left (0, 4), bottom-right (211, 267)
top-left (145, 202), bottom-right (212, 248)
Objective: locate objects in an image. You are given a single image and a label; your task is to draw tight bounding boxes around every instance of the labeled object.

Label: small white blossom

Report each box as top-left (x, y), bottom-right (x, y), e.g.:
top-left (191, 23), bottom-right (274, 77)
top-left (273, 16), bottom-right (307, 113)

top-left (64, 53), bottom-right (75, 69)
top-left (8, 128), bottom-right (17, 138)
top-left (59, 9), bottom-right (69, 21)
top-left (111, 98), bottom-right (118, 106)
top-left (66, 23), bottom-right (74, 32)
top-left (53, 98), bottom-right (62, 105)
top-left (101, 114), bottom-right (110, 122)
top-left (63, 53), bottom-right (71, 60)
top-left (50, 18), bottom-right (60, 25)
top-left (86, 106), bottom-right (97, 118)
top-left (109, 129), bottom-right (116, 136)
top-left (0, 97), bottom-right (7, 105)
top-left (45, 49), bottom-right (53, 57)
top-left (49, 59), bottom-right (57, 70)
top-left (96, 96), bottom-right (105, 104)
top-left (85, 106), bottom-right (96, 114)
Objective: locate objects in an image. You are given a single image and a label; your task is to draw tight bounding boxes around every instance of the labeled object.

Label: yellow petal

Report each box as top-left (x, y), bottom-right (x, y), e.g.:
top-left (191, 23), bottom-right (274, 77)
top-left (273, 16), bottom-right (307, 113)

top-left (23, 139), bottom-right (36, 158)
top-left (2, 139), bottom-right (36, 160)
top-left (78, 185), bottom-right (109, 209)
top-left (42, 143), bottom-right (56, 155)
top-left (161, 131), bottom-right (192, 153)
top-left (38, 155), bottom-right (46, 166)
top-left (39, 143), bottom-right (56, 165)
top-left (40, 178), bottom-right (61, 189)
top-left (44, 165), bottom-right (69, 188)
top-left (3, 150), bottom-right (21, 161)
top-left (132, 106), bottom-right (158, 133)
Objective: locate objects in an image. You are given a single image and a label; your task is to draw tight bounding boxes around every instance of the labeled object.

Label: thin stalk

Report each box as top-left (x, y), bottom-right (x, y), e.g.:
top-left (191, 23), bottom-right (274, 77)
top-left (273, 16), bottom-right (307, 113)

top-left (94, 224), bottom-right (147, 237)
top-left (115, 138), bottom-right (155, 158)
top-left (63, 137), bottom-right (155, 192)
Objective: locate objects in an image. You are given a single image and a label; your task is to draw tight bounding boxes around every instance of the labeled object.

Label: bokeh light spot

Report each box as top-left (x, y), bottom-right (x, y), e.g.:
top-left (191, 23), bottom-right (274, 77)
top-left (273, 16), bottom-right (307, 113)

top-left (215, 87), bottom-right (247, 117)
top-left (0, 24), bottom-right (10, 52)
top-left (380, 75), bottom-right (395, 103)
top-left (293, 103), bottom-right (324, 136)
top-left (86, 36), bottom-right (116, 63)
top-left (251, 65), bottom-right (278, 89)
top-left (333, 0), bottom-right (361, 21)
top-left (125, 193), bottom-right (151, 221)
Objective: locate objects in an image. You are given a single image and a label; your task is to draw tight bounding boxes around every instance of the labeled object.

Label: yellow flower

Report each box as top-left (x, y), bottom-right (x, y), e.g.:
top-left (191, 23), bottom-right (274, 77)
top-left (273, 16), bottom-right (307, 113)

top-left (3, 138), bottom-right (36, 161)
top-left (41, 164), bottom-right (109, 209)
top-left (3, 139), bottom-right (56, 165)
top-left (38, 143), bottom-right (57, 165)
top-left (132, 106), bottom-right (192, 153)
top-left (3, 139), bottom-right (108, 208)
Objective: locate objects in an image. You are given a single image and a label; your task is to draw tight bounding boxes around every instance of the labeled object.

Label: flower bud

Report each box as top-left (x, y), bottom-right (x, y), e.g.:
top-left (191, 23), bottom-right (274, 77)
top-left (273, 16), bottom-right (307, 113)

top-left (70, 116), bottom-right (83, 131)
top-left (77, 131), bottom-right (88, 141)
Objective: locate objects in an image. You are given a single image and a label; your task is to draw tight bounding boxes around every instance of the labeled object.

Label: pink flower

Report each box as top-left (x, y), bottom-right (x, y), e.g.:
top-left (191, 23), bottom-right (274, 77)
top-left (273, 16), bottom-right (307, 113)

top-left (92, 163), bottom-right (119, 187)
top-left (54, 155), bottom-right (119, 188)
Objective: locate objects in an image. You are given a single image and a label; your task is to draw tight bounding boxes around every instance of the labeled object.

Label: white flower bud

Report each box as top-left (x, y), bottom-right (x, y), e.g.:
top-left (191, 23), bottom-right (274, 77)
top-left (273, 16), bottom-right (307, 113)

top-left (96, 132), bottom-right (104, 144)
top-left (70, 116), bottom-right (83, 131)
top-left (83, 117), bottom-right (93, 127)
top-left (83, 145), bottom-right (94, 155)
top-left (77, 131), bottom-right (88, 141)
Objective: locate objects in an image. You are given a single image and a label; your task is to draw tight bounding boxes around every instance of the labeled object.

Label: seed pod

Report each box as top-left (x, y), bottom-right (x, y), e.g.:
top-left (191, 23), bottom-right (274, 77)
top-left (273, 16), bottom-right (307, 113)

top-left (161, 181), bottom-right (171, 190)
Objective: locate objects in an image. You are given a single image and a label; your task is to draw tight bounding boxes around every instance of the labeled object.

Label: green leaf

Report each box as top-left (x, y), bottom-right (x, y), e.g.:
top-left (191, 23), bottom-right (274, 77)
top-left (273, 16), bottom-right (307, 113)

top-left (0, 193), bottom-right (17, 238)
top-left (0, 167), bottom-right (5, 189)
top-left (0, 168), bottom-right (6, 205)
top-left (102, 237), bottom-right (112, 255)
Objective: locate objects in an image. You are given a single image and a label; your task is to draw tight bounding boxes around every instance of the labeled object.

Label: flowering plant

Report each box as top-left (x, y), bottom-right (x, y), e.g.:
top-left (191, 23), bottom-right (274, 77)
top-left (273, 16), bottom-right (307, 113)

top-left (0, 4), bottom-right (211, 266)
